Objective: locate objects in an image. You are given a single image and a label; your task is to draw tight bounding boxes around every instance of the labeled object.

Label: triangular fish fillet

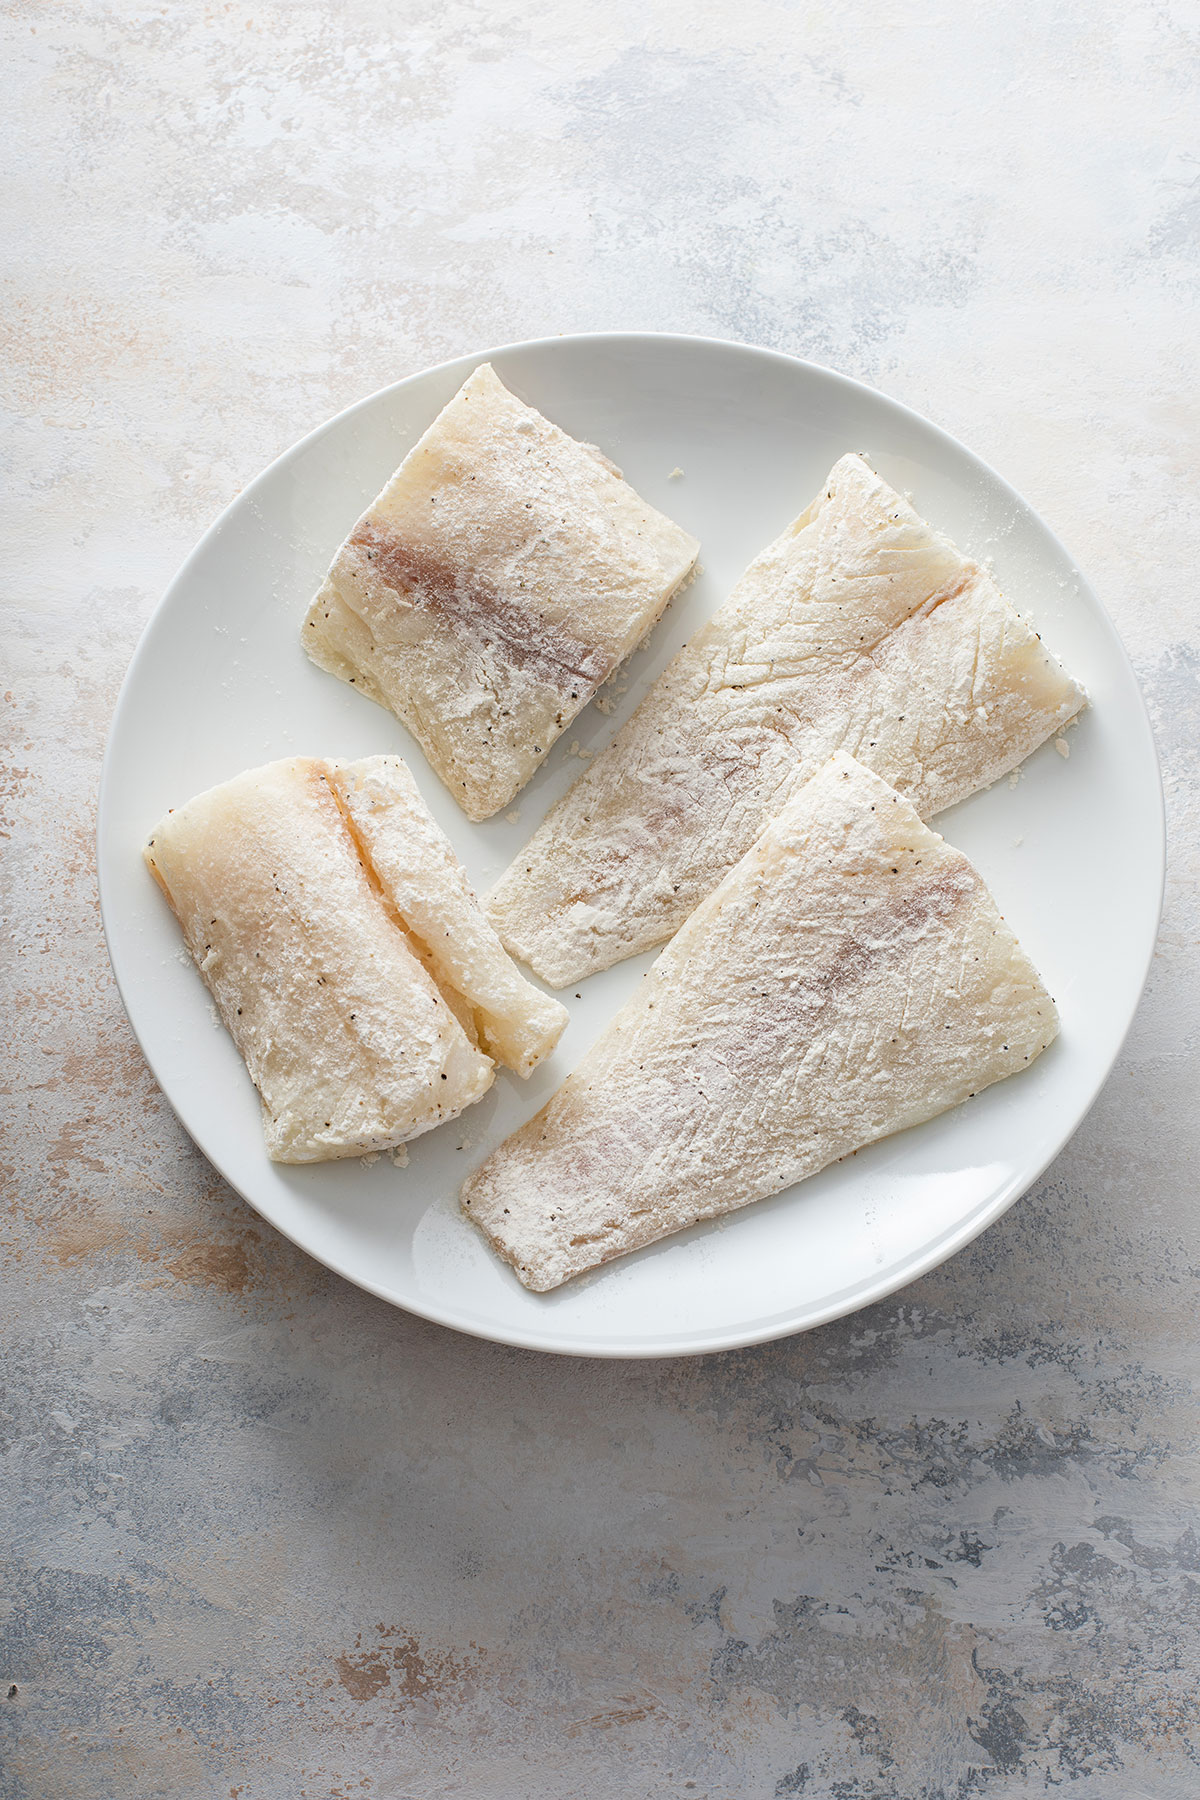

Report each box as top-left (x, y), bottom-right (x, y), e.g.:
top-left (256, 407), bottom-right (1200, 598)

top-left (303, 363), bottom-right (699, 821)
top-left (144, 755), bottom-right (567, 1162)
top-left (462, 753), bottom-right (1058, 1290)
top-left (485, 453), bottom-right (1085, 985)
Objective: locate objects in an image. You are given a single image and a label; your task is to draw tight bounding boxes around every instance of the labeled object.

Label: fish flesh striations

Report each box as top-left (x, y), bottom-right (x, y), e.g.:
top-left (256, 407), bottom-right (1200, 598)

top-left (303, 364), bottom-right (699, 821)
top-left (145, 754), bottom-right (567, 1162)
top-left (462, 753), bottom-right (1058, 1290)
top-left (486, 454), bottom-right (1085, 986)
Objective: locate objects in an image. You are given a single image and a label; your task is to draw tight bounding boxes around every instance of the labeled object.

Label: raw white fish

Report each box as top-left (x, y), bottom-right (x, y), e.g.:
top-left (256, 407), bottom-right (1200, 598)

top-left (303, 364), bottom-right (699, 821)
top-left (145, 755), bottom-right (567, 1162)
top-left (486, 453), bottom-right (1085, 985)
top-left (462, 754), bottom-right (1058, 1290)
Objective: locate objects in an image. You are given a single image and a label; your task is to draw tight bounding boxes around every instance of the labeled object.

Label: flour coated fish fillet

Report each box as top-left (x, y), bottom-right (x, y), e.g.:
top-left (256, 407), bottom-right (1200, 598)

top-left (485, 453), bottom-right (1085, 986)
top-left (303, 363), bottom-right (699, 821)
top-left (326, 756), bottom-right (567, 1077)
top-left (144, 755), bottom-right (567, 1162)
top-left (462, 753), bottom-right (1058, 1291)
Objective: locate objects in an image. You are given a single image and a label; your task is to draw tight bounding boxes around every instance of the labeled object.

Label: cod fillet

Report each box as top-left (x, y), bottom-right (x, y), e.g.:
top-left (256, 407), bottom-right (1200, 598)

top-left (303, 363), bottom-right (699, 821)
top-left (462, 753), bottom-right (1058, 1290)
top-left (145, 755), bottom-right (567, 1162)
top-left (486, 453), bottom-right (1085, 985)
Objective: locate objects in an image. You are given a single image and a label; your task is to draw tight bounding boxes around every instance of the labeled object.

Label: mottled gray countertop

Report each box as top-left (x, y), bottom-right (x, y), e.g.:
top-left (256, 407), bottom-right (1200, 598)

top-left (4, 3), bottom-right (1198, 1796)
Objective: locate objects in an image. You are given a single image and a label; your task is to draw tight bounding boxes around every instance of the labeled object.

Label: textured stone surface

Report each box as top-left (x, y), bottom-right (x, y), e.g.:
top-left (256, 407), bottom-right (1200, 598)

top-left (3, 2), bottom-right (1198, 1795)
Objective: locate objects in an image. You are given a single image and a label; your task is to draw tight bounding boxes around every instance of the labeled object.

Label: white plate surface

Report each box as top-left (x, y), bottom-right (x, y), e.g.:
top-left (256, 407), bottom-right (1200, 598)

top-left (98, 334), bottom-right (1164, 1357)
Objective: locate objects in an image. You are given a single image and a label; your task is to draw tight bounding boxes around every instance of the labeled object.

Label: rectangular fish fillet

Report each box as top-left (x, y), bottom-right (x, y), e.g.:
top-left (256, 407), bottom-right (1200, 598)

top-left (326, 756), bottom-right (567, 1077)
top-left (485, 453), bottom-right (1086, 986)
top-left (145, 755), bottom-right (568, 1162)
top-left (303, 363), bottom-right (699, 821)
top-left (462, 752), bottom-right (1059, 1291)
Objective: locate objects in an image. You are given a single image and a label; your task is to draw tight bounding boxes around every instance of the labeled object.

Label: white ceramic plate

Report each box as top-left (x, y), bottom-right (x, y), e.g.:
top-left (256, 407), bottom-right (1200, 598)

top-left (98, 333), bottom-right (1163, 1357)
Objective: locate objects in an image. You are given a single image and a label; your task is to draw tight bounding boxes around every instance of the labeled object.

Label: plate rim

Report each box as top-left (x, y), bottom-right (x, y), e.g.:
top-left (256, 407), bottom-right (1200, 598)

top-left (96, 329), bottom-right (1166, 1358)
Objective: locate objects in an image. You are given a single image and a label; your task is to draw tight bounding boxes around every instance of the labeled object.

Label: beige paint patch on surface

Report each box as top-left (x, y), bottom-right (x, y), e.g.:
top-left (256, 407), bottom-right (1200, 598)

top-left (334, 1627), bottom-right (484, 1710)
